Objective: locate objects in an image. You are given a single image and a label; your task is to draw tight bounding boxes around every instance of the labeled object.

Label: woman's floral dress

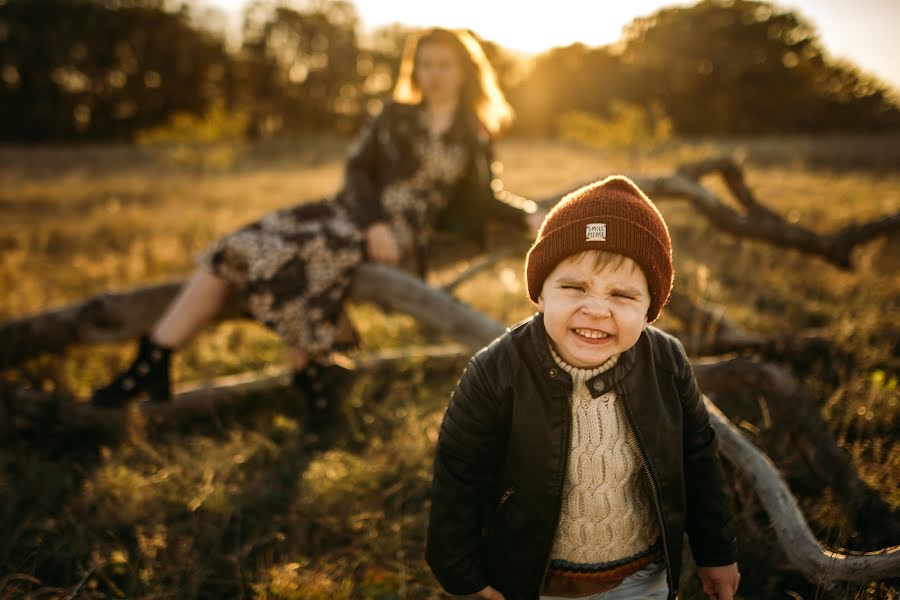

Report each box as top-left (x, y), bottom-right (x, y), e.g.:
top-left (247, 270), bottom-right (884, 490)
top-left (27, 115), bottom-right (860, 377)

top-left (199, 101), bottom-right (527, 355)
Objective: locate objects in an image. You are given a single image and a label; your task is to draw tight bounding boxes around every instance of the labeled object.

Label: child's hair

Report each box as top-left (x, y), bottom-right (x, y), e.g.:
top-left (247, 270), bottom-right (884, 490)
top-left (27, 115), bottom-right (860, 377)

top-left (525, 176), bottom-right (673, 321)
top-left (392, 28), bottom-right (514, 138)
top-left (566, 249), bottom-right (634, 273)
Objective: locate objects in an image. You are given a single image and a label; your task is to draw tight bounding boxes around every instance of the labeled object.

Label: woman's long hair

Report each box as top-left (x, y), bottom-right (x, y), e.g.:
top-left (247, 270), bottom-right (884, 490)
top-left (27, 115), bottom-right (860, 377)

top-left (392, 28), bottom-right (514, 138)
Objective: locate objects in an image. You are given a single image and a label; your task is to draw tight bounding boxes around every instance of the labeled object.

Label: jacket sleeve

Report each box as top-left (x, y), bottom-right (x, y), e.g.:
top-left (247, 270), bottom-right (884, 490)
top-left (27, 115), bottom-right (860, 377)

top-left (478, 143), bottom-right (537, 224)
top-left (438, 139), bottom-right (535, 240)
top-left (675, 341), bottom-right (738, 567)
top-left (426, 355), bottom-right (506, 595)
top-left (338, 107), bottom-right (389, 227)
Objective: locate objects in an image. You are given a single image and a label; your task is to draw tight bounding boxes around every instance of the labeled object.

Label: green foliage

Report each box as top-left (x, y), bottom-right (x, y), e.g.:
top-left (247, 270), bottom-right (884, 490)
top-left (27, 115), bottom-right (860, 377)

top-left (136, 101), bottom-right (249, 170)
top-left (557, 101), bottom-right (673, 167)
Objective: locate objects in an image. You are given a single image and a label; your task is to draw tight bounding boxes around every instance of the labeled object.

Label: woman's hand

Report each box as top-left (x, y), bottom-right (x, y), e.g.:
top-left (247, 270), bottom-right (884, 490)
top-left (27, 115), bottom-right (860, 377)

top-left (366, 222), bottom-right (400, 266)
top-left (476, 585), bottom-right (505, 600)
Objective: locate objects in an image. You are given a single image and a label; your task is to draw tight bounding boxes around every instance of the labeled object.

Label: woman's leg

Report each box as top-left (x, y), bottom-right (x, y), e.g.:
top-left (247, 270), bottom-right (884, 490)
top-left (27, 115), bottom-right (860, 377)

top-left (152, 268), bottom-right (232, 348)
top-left (92, 268), bottom-right (231, 406)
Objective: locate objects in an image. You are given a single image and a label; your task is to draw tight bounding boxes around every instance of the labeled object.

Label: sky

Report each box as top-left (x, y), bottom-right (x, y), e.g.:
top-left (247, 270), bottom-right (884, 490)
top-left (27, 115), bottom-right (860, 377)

top-left (204, 0), bottom-right (900, 92)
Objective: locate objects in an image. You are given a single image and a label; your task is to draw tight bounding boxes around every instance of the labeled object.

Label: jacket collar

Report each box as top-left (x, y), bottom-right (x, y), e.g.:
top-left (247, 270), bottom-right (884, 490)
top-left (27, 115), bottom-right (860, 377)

top-left (519, 313), bottom-right (638, 398)
top-left (414, 100), bottom-right (479, 144)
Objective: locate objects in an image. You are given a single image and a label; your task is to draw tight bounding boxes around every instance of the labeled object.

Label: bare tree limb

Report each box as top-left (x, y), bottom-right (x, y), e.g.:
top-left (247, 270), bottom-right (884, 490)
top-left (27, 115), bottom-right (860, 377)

top-left (440, 248), bottom-right (516, 293)
top-left (535, 157), bottom-right (900, 269)
top-left (665, 290), bottom-right (840, 367)
top-left (0, 264), bottom-right (502, 371)
top-left (0, 345), bottom-right (470, 432)
top-left (676, 156), bottom-right (783, 221)
top-left (0, 259), bottom-right (839, 371)
top-left (666, 290), bottom-right (769, 354)
top-left (706, 396), bottom-right (900, 583)
top-left (695, 356), bottom-right (900, 547)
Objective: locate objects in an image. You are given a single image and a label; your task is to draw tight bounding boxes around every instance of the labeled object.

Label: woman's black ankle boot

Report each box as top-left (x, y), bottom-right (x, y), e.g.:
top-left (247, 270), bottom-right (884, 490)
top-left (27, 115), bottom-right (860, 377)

top-left (292, 362), bottom-right (354, 427)
top-left (91, 335), bottom-right (173, 407)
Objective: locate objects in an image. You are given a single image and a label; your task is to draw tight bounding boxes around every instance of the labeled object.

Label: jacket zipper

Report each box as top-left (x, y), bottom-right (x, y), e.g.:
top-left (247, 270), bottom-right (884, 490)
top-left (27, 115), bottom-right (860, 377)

top-left (621, 391), bottom-right (674, 596)
top-left (496, 485), bottom-right (516, 511)
top-left (538, 391), bottom-right (573, 591)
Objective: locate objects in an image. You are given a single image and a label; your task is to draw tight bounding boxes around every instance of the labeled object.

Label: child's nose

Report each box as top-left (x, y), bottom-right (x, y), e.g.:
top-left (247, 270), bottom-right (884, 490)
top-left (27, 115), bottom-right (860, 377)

top-left (580, 293), bottom-right (612, 316)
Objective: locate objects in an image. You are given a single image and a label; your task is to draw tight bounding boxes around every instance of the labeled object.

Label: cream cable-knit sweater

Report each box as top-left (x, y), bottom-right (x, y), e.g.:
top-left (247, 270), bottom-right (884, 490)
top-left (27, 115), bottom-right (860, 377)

top-left (549, 348), bottom-right (660, 567)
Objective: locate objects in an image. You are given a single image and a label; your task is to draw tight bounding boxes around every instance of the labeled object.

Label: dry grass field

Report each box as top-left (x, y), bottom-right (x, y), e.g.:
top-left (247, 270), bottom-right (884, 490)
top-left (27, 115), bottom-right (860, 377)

top-left (0, 135), bottom-right (898, 599)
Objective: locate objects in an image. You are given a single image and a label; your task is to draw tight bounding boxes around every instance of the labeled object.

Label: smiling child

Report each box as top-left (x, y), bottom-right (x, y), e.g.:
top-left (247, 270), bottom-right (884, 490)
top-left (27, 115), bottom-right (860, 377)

top-left (426, 176), bottom-right (740, 600)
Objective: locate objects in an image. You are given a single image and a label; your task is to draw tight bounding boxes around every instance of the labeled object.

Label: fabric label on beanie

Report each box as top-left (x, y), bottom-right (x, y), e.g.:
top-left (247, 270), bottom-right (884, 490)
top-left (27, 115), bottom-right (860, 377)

top-left (586, 223), bottom-right (607, 242)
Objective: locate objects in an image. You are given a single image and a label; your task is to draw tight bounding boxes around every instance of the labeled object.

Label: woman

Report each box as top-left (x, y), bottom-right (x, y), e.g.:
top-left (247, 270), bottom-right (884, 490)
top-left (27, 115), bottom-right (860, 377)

top-left (91, 28), bottom-right (539, 421)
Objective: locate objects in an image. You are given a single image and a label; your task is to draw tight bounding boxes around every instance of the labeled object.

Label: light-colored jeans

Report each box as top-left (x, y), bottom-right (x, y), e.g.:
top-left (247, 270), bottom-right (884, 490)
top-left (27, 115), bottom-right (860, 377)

top-left (540, 562), bottom-right (669, 600)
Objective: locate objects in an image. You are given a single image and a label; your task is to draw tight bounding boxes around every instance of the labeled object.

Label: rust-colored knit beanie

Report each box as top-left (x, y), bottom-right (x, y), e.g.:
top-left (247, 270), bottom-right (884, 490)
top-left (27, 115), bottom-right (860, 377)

top-left (525, 175), bottom-right (673, 322)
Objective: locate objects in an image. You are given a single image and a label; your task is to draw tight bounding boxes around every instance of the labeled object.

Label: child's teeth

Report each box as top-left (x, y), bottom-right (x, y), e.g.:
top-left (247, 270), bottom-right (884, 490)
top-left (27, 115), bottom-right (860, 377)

top-left (576, 328), bottom-right (608, 339)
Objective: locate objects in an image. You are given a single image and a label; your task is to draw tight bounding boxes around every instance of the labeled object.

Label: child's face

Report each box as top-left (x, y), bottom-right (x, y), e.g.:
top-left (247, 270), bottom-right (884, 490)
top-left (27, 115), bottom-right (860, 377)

top-left (538, 252), bottom-right (651, 368)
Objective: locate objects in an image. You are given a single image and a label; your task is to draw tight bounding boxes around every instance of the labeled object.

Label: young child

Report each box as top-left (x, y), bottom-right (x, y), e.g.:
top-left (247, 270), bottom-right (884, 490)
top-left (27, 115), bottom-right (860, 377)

top-left (425, 176), bottom-right (740, 600)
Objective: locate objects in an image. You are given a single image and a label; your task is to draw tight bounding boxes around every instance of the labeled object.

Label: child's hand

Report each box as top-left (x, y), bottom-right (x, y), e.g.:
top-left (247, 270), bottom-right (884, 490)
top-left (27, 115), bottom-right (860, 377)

top-left (476, 585), bottom-right (505, 600)
top-left (366, 222), bottom-right (400, 266)
top-left (698, 563), bottom-right (740, 599)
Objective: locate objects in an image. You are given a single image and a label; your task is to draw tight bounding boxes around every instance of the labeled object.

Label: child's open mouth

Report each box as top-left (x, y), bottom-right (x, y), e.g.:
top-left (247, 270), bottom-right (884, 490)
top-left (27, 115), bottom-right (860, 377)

top-left (573, 328), bottom-right (610, 341)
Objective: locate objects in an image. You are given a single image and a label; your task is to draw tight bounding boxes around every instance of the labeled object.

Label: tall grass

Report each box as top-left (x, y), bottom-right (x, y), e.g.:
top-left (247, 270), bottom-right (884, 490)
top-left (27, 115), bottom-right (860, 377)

top-left (1, 136), bottom-right (898, 599)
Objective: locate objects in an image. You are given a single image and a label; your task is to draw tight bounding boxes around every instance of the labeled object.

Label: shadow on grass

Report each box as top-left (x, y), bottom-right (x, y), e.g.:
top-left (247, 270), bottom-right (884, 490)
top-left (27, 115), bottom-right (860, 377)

top-left (0, 360), bottom-right (462, 599)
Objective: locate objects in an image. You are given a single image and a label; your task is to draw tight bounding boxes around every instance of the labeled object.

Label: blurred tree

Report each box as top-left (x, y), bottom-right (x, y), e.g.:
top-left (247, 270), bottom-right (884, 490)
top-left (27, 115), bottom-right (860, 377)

top-left (0, 0), bottom-right (234, 141)
top-left (4, 0), bottom-right (898, 141)
top-left (618, 0), bottom-right (900, 133)
top-left (510, 43), bottom-right (626, 135)
top-left (237, 0), bottom-right (363, 136)
top-left (510, 0), bottom-right (900, 135)
top-left (558, 100), bottom-right (673, 168)
top-left (361, 21), bottom-right (417, 115)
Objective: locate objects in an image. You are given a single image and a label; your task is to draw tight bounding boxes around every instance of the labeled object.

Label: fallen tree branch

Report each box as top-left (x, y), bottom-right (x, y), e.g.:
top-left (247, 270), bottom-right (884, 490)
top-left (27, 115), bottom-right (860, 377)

top-left (695, 356), bottom-right (900, 548)
top-left (535, 157), bottom-right (900, 269)
top-left (1, 345), bottom-right (470, 432)
top-left (0, 263), bottom-right (835, 371)
top-left (441, 248), bottom-right (516, 293)
top-left (666, 290), bottom-right (768, 354)
top-left (706, 396), bottom-right (900, 583)
top-left (0, 264), bottom-right (501, 371)
top-left (676, 156), bottom-right (784, 221)
top-left (666, 290), bottom-right (840, 367)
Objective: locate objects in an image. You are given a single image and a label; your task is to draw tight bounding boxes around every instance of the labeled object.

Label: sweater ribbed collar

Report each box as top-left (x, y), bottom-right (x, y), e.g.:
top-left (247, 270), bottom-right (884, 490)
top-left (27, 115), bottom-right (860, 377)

top-left (525, 313), bottom-right (638, 399)
top-left (549, 345), bottom-right (619, 391)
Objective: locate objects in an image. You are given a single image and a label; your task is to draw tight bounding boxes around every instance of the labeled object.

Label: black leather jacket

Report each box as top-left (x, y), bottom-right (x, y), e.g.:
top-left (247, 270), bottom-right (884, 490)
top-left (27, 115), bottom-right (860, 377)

top-left (426, 314), bottom-right (737, 600)
top-left (335, 101), bottom-right (528, 241)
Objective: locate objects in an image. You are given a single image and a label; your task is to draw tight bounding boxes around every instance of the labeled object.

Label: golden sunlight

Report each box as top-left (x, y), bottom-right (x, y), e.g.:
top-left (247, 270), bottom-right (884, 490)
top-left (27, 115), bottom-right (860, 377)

top-left (205, 0), bottom-right (900, 89)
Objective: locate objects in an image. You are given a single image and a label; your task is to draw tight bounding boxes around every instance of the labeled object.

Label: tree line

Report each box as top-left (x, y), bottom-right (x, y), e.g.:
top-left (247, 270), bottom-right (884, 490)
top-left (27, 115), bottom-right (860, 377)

top-left (2, 0), bottom-right (898, 142)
